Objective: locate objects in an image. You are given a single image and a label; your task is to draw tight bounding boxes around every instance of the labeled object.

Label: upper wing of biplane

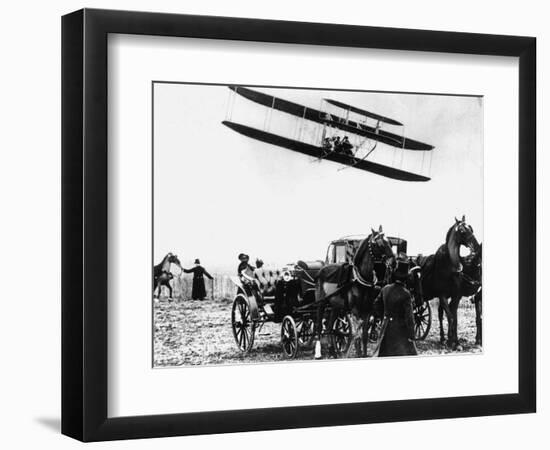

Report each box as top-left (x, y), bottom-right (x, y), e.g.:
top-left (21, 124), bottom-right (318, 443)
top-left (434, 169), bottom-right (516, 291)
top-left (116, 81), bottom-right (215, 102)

top-left (222, 121), bottom-right (430, 182)
top-left (228, 86), bottom-right (434, 151)
top-left (324, 98), bottom-right (403, 126)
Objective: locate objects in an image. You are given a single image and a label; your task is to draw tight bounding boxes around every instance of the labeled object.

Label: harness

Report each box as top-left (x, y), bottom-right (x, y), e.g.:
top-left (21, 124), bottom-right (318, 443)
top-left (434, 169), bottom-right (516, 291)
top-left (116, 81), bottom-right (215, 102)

top-left (352, 265), bottom-right (376, 287)
top-left (319, 238), bottom-right (392, 305)
top-left (348, 239), bottom-right (386, 290)
top-left (352, 238), bottom-right (391, 287)
top-left (294, 266), bottom-right (317, 286)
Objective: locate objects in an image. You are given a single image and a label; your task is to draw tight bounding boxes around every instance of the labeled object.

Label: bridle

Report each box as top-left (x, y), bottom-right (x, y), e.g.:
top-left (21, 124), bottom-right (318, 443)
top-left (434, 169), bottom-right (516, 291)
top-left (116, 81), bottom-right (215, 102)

top-left (352, 235), bottom-right (392, 287)
top-left (449, 222), bottom-right (478, 273)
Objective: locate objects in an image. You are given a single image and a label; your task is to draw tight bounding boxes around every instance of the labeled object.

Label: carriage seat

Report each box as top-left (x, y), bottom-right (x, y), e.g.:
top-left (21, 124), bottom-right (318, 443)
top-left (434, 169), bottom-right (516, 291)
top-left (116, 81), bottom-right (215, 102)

top-left (297, 260), bottom-right (324, 271)
top-left (253, 267), bottom-right (282, 297)
top-left (296, 260), bottom-right (325, 281)
top-left (319, 263), bottom-right (353, 287)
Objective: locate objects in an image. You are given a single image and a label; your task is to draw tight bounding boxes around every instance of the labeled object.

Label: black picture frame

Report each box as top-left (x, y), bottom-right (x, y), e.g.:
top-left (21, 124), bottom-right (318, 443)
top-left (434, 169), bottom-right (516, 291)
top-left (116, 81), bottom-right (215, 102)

top-left (62, 8), bottom-right (536, 442)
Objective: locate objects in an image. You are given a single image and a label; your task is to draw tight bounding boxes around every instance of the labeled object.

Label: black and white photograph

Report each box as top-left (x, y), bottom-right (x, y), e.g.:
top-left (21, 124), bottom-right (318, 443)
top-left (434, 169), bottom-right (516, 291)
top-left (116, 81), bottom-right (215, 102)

top-left (153, 83), bottom-right (483, 367)
top-left (0, 0), bottom-right (542, 446)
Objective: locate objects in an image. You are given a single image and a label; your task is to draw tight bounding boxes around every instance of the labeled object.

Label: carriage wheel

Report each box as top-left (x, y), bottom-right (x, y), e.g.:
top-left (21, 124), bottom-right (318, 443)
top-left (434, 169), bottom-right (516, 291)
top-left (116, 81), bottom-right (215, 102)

top-left (296, 317), bottom-right (315, 347)
top-left (331, 313), bottom-right (353, 356)
top-left (413, 301), bottom-right (432, 341)
top-left (281, 316), bottom-right (299, 358)
top-left (231, 294), bottom-right (255, 353)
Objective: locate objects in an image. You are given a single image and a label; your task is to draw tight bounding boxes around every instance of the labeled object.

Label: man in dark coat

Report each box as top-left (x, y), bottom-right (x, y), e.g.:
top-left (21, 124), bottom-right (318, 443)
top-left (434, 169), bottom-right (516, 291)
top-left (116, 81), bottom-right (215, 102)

top-left (183, 259), bottom-right (213, 300)
top-left (373, 259), bottom-right (417, 357)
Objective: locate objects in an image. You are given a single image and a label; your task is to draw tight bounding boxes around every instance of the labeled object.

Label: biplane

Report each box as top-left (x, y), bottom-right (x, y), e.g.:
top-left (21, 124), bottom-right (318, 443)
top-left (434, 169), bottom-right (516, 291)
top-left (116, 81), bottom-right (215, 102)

top-left (222, 86), bottom-right (434, 182)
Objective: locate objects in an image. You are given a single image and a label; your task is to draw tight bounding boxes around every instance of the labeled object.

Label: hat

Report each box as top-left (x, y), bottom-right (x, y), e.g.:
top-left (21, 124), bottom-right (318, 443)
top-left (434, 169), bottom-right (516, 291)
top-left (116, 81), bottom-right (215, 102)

top-left (194, 258), bottom-right (200, 264)
top-left (393, 257), bottom-right (410, 282)
top-left (238, 253), bottom-right (249, 261)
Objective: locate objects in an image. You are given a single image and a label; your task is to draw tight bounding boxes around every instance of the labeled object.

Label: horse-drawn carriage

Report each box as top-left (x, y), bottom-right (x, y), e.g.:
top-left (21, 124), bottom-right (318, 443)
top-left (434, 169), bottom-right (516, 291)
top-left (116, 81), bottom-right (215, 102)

top-left (230, 261), bottom-right (354, 358)
top-left (230, 233), bottom-right (432, 358)
top-left (326, 235), bottom-right (432, 341)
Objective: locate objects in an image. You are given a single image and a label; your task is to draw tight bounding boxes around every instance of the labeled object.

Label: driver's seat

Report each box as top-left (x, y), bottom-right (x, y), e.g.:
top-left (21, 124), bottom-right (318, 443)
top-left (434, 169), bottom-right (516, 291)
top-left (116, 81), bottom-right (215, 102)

top-left (296, 260), bottom-right (325, 281)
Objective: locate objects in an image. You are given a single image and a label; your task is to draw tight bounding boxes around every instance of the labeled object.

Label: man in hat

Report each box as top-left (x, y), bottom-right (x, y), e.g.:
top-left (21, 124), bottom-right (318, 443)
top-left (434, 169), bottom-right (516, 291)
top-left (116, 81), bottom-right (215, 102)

top-left (183, 259), bottom-right (213, 300)
top-left (237, 253), bottom-right (256, 283)
top-left (237, 253), bottom-right (261, 299)
top-left (373, 256), bottom-right (417, 357)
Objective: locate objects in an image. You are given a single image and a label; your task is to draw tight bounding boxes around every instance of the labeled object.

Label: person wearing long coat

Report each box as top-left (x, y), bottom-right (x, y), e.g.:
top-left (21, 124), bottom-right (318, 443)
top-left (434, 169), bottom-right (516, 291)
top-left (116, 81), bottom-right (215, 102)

top-left (373, 265), bottom-right (417, 357)
top-left (183, 259), bottom-right (213, 300)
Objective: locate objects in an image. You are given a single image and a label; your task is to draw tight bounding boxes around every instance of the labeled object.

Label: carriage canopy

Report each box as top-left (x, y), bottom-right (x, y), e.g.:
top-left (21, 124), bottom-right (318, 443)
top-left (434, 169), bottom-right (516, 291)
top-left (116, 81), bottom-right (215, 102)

top-left (326, 235), bottom-right (408, 264)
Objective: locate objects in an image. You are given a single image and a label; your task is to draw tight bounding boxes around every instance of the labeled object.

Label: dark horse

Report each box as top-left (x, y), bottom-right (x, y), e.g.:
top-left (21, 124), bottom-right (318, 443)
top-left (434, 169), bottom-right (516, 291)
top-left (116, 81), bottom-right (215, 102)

top-left (314, 226), bottom-right (395, 358)
top-left (153, 253), bottom-right (183, 299)
top-left (419, 216), bottom-right (481, 349)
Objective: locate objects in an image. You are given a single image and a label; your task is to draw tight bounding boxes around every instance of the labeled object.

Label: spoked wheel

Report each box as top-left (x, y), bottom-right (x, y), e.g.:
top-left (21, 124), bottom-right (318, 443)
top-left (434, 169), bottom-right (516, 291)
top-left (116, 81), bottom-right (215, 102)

top-left (296, 317), bottom-right (315, 347)
top-left (331, 313), bottom-right (353, 356)
top-left (367, 316), bottom-right (382, 343)
top-left (281, 316), bottom-right (299, 358)
top-left (231, 294), bottom-right (255, 352)
top-left (413, 301), bottom-right (432, 341)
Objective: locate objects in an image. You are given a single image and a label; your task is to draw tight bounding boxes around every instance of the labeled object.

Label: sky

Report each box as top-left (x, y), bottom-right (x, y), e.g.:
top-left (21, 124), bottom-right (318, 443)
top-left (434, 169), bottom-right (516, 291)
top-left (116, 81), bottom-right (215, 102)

top-left (153, 83), bottom-right (483, 274)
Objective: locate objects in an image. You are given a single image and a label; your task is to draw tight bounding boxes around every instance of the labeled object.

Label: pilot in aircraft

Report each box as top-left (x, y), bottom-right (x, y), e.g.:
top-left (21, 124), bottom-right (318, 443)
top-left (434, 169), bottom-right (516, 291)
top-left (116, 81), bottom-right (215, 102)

top-left (340, 136), bottom-right (354, 156)
top-left (322, 137), bottom-right (333, 150)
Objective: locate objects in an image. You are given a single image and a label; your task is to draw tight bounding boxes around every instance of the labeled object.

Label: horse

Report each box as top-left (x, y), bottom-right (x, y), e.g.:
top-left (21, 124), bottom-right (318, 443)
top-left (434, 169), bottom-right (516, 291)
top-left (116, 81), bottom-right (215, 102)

top-left (463, 243), bottom-right (482, 345)
top-left (314, 226), bottom-right (395, 359)
top-left (419, 216), bottom-right (481, 349)
top-left (153, 252), bottom-right (183, 299)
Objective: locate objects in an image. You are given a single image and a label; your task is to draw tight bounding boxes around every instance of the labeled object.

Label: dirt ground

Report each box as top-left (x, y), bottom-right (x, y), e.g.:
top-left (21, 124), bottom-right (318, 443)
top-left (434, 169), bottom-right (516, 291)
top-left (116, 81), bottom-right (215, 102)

top-left (153, 293), bottom-right (482, 367)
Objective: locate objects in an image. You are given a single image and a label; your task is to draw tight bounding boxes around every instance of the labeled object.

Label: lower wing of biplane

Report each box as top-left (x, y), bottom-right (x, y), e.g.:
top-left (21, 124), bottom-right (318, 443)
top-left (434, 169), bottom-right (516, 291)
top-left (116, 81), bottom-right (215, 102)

top-left (222, 121), bottom-right (430, 182)
top-left (223, 86), bottom-right (434, 182)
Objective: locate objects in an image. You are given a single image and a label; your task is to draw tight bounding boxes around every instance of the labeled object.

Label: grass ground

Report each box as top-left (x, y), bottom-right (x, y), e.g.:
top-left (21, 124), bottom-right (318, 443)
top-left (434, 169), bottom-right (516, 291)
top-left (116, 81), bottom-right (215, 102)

top-left (154, 295), bottom-right (481, 367)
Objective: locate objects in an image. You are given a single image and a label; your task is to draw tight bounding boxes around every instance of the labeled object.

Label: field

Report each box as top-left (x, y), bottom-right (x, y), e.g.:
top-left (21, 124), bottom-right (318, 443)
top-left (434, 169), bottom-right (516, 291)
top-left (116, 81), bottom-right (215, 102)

top-left (153, 291), bottom-right (482, 367)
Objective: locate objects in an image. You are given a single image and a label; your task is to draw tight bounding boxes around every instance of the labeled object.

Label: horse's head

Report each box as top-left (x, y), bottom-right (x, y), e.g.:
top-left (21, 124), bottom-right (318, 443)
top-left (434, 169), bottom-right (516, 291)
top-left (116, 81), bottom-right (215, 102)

top-left (352, 226), bottom-right (395, 285)
top-left (167, 253), bottom-right (182, 269)
top-left (354, 226), bottom-right (394, 272)
top-left (450, 215), bottom-right (480, 254)
top-left (368, 225), bottom-right (395, 260)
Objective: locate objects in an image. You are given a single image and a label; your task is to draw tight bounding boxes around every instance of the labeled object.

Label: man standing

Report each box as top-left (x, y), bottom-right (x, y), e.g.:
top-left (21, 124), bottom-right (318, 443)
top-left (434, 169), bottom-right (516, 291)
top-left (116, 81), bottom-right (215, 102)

top-left (373, 259), bottom-right (417, 357)
top-left (183, 259), bottom-right (213, 300)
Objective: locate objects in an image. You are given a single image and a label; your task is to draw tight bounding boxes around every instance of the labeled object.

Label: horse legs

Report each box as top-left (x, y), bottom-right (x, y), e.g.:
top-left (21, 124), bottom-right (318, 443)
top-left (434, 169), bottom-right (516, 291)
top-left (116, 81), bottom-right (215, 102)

top-left (438, 297), bottom-right (446, 344)
top-left (345, 308), bottom-right (363, 358)
top-left (449, 298), bottom-right (461, 349)
top-left (439, 297), bottom-right (454, 347)
top-left (167, 282), bottom-right (173, 300)
top-left (360, 315), bottom-right (369, 357)
top-left (314, 299), bottom-right (326, 359)
top-left (327, 306), bottom-right (338, 358)
top-left (475, 294), bottom-right (482, 346)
